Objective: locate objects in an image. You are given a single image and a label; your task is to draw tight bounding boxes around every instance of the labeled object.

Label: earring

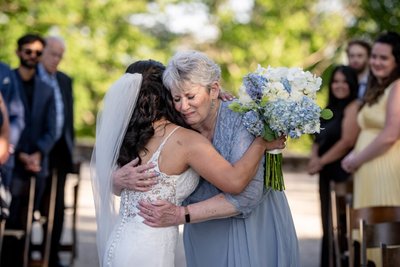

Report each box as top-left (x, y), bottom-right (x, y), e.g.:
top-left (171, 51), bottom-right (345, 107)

top-left (210, 99), bottom-right (215, 109)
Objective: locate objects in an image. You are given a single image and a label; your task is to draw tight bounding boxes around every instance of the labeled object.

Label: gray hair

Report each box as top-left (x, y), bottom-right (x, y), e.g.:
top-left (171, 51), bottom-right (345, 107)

top-left (163, 50), bottom-right (221, 92)
top-left (45, 36), bottom-right (66, 49)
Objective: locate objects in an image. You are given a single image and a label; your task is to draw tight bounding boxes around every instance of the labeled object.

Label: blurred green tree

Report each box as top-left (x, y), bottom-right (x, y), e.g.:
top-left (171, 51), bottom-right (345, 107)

top-left (1, 0), bottom-right (391, 154)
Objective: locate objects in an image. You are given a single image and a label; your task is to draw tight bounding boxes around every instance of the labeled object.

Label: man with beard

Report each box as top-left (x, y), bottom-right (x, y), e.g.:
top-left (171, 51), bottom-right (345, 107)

top-left (346, 39), bottom-right (371, 100)
top-left (1, 34), bottom-right (57, 267)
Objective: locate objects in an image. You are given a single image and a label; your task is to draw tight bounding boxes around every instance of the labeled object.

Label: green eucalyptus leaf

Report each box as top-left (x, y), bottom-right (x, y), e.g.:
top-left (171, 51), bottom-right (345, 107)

top-left (263, 125), bottom-right (276, 141)
top-left (321, 108), bottom-right (333, 120)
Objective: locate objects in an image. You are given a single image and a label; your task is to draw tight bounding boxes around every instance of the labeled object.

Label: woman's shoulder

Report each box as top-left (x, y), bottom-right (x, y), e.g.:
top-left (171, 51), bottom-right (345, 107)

top-left (345, 99), bottom-right (362, 110)
top-left (387, 79), bottom-right (400, 104)
top-left (217, 101), bottom-right (244, 126)
top-left (174, 126), bottom-right (208, 143)
top-left (390, 79), bottom-right (400, 91)
top-left (344, 99), bottom-right (361, 113)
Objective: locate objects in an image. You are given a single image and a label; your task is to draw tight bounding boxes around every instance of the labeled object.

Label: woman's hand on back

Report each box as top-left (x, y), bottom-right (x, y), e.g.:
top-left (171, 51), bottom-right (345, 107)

top-left (138, 200), bottom-right (183, 227)
top-left (218, 90), bottom-right (235, 101)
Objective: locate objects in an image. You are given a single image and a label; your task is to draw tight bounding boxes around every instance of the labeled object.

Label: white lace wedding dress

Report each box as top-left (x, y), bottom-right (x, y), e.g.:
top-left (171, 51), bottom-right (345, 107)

top-left (103, 127), bottom-right (199, 267)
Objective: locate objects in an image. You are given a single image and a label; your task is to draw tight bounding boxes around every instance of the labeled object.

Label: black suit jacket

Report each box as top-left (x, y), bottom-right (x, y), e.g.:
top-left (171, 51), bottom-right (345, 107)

top-left (14, 70), bottom-right (57, 179)
top-left (50, 71), bottom-right (74, 172)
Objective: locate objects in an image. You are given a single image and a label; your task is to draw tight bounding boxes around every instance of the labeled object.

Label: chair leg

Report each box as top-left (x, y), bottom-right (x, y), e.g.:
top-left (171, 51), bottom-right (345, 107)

top-left (360, 219), bottom-right (368, 267)
top-left (71, 174), bottom-right (80, 261)
top-left (0, 219), bottom-right (5, 255)
top-left (41, 174), bottom-right (58, 267)
top-left (331, 187), bottom-right (342, 267)
top-left (23, 177), bottom-right (36, 267)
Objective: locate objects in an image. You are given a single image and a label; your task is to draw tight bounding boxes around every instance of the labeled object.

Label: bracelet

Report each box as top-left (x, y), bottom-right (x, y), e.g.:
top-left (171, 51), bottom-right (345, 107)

top-left (184, 206), bottom-right (191, 223)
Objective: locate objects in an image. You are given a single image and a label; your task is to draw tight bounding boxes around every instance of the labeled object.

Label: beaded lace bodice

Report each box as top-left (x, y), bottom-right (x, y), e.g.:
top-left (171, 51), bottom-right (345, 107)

top-left (105, 127), bottom-right (199, 267)
top-left (119, 126), bottom-right (199, 222)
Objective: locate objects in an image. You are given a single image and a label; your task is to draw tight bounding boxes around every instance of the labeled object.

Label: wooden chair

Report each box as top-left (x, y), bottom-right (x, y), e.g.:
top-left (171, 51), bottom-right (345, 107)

top-left (381, 243), bottom-right (400, 267)
top-left (29, 174), bottom-right (58, 267)
top-left (360, 221), bottom-right (400, 266)
top-left (330, 179), bottom-right (353, 267)
top-left (3, 176), bottom-right (36, 267)
top-left (59, 161), bottom-right (81, 265)
top-left (28, 161), bottom-right (81, 267)
top-left (347, 206), bottom-right (400, 267)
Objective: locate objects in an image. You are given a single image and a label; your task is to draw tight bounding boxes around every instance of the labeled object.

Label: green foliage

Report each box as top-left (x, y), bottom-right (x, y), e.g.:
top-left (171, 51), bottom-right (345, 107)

top-left (321, 108), bottom-right (333, 120)
top-left (263, 124), bottom-right (276, 142)
top-left (347, 0), bottom-right (400, 37)
top-left (0, 0), bottom-right (169, 137)
top-left (0, 0), bottom-right (389, 155)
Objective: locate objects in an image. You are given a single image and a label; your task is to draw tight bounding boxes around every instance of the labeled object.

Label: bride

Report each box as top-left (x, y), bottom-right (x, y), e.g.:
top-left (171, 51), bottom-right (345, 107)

top-left (91, 60), bottom-right (286, 267)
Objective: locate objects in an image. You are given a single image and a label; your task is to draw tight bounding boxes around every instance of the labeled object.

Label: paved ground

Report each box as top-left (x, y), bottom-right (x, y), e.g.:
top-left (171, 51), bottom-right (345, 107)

top-left (60, 163), bottom-right (322, 267)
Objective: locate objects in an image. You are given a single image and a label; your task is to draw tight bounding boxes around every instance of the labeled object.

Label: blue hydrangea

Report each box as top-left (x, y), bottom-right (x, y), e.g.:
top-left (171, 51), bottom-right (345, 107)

top-left (280, 77), bottom-right (291, 94)
top-left (229, 66), bottom-right (324, 141)
top-left (263, 97), bottom-right (321, 138)
top-left (242, 110), bottom-right (264, 137)
top-left (243, 73), bottom-right (267, 100)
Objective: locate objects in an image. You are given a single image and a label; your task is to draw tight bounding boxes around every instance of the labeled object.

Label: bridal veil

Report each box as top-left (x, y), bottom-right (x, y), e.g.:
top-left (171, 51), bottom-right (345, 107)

top-left (90, 73), bottom-right (142, 265)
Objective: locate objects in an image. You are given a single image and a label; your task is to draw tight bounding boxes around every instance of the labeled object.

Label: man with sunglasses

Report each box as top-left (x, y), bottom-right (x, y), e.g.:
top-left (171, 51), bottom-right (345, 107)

top-left (2, 33), bottom-right (57, 267)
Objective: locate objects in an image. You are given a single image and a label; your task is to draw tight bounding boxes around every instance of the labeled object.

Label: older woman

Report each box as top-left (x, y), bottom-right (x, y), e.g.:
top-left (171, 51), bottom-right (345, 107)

top-left (115, 51), bottom-right (300, 266)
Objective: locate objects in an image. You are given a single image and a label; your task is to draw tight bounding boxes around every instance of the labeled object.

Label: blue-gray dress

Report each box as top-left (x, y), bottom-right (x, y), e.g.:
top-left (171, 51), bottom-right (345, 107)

top-left (183, 101), bottom-right (300, 267)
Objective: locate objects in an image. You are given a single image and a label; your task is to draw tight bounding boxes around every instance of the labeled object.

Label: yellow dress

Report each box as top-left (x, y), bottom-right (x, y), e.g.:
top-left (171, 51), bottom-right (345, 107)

top-left (353, 83), bottom-right (400, 209)
top-left (352, 83), bottom-right (400, 267)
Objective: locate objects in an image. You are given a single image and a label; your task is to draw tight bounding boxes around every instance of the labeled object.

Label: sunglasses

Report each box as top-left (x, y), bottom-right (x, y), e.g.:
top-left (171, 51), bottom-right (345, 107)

top-left (21, 48), bottom-right (43, 57)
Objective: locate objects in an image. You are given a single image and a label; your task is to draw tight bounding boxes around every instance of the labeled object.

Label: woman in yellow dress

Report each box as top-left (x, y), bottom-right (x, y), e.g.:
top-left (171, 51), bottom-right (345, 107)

top-left (342, 31), bottom-right (400, 267)
top-left (342, 31), bottom-right (400, 208)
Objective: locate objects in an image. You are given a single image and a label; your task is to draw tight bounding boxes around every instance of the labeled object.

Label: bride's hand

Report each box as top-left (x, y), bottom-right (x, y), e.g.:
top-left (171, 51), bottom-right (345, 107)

top-left (112, 158), bottom-right (159, 195)
top-left (218, 89), bottom-right (235, 101)
top-left (138, 200), bottom-right (182, 227)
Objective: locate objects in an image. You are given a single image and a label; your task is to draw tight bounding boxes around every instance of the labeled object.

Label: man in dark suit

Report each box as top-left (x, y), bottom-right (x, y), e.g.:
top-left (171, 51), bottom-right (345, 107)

top-left (2, 33), bottom-right (57, 267)
top-left (38, 36), bottom-right (74, 267)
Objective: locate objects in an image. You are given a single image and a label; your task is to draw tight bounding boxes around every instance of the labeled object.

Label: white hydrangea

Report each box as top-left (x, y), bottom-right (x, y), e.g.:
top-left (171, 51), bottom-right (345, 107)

top-left (237, 85), bottom-right (253, 104)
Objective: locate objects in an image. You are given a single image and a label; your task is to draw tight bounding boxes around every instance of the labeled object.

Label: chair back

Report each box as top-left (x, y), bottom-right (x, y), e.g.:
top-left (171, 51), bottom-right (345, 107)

top-left (381, 243), bottom-right (400, 267)
top-left (330, 179), bottom-right (353, 267)
top-left (360, 220), bottom-right (400, 266)
top-left (346, 206), bottom-right (400, 267)
top-left (350, 206), bottom-right (400, 230)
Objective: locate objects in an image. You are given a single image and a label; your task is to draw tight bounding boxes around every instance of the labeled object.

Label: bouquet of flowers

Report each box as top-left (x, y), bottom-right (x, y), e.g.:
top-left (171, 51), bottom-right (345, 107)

top-left (229, 65), bottom-right (332, 191)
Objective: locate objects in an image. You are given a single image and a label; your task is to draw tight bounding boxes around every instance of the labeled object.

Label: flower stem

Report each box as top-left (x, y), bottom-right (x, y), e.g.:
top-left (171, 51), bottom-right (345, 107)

top-left (265, 152), bottom-right (285, 191)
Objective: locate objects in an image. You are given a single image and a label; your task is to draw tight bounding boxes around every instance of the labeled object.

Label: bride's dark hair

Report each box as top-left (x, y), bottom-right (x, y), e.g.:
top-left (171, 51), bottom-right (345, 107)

top-left (117, 60), bottom-right (189, 166)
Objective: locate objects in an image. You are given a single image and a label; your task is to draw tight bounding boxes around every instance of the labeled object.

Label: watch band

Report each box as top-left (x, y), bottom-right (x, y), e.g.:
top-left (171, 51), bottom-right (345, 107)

top-left (184, 206), bottom-right (191, 223)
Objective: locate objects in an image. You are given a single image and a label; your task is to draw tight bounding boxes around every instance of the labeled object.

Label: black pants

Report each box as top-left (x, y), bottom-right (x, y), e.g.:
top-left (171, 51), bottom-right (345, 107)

top-left (319, 174), bottom-right (332, 267)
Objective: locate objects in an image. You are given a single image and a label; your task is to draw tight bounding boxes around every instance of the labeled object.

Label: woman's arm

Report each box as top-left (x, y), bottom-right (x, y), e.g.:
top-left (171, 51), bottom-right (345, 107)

top-left (342, 81), bottom-right (400, 172)
top-left (307, 143), bottom-right (320, 175)
top-left (309, 101), bottom-right (361, 174)
top-left (0, 93), bottom-right (10, 165)
top-left (320, 101), bottom-right (360, 165)
top-left (183, 132), bottom-right (286, 194)
top-left (139, 193), bottom-right (239, 227)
